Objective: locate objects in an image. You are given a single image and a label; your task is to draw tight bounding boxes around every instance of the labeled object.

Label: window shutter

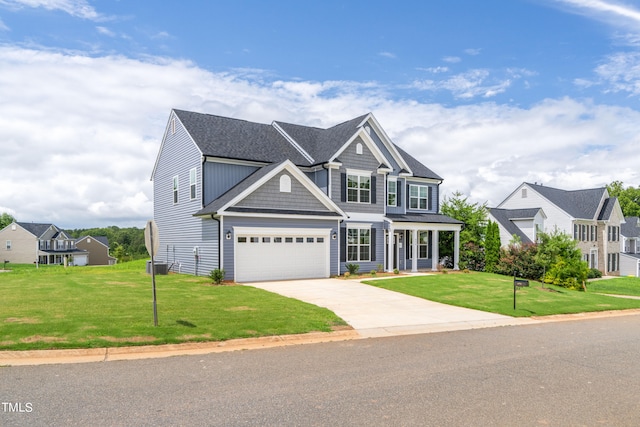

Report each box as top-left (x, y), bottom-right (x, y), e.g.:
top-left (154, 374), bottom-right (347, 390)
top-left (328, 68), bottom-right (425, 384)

top-left (371, 176), bottom-right (376, 204)
top-left (428, 186), bottom-right (433, 210)
top-left (397, 183), bottom-right (402, 207)
top-left (340, 227), bottom-right (346, 262)
top-left (341, 173), bottom-right (346, 203)
top-left (371, 228), bottom-right (376, 261)
top-left (406, 184), bottom-right (410, 208)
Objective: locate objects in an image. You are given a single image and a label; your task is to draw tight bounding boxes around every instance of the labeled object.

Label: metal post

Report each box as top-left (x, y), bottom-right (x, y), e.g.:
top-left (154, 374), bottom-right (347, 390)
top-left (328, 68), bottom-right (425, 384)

top-left (150, 229), bottom-right (158, 327)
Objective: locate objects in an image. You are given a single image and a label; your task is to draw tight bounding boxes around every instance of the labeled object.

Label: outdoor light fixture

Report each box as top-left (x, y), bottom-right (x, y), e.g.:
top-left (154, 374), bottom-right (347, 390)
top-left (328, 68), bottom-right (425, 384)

top-left (226, 231), bottom-right (232, 240)
top-left (332, 231), bottom-right (337, 240)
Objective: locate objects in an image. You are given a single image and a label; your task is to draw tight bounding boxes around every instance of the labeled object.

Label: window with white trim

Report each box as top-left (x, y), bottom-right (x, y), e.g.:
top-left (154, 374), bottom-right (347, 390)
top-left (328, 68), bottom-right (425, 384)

top-left (408, 231), bottom-right (430, 259)
top-left (172, 176), bottom-right (179, 204)
top-left (387, 179), bottom-right (397, 207)
top-left (347, 227), bottom-right (370, 261)
top-left (189, 168), bottom-right (197, 200)
top-left (347, 174), bottom-right (371, 203)
top-left (409, 185), bottom-right (429, 210)
top-left (5, 240), bottom-right (11, 250)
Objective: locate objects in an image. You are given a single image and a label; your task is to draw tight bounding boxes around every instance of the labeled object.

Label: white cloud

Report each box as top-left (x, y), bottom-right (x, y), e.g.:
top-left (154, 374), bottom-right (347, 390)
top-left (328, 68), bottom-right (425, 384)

top-left (443, 56), bottom-right (461, 63)
top-left (0, 16), bottom-right (9, 31)
top-left (0, 0), bottom-right (101, 20)
top-left (2, 46), bottom-right (639, 228)
top-left (558, 0), bottom-right (640, 24)
top-left (464, 48), bottom-right (482, 56)
top-left (96, 26), bottom-right (115, 37)
top-left (412, 69), bottom-right (514, 99)
top-left (378, 51), bottom-right (396, 59)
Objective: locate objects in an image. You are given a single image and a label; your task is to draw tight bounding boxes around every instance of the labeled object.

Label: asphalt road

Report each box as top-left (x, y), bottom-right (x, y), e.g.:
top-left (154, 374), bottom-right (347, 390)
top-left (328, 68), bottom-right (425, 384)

top-left (2, 314), bottom-right (640, 426)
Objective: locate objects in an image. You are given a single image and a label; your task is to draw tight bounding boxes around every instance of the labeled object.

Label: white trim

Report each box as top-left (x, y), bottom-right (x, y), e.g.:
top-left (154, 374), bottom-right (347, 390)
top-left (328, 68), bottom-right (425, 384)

top-left (220, 211), bottom-right (342, 221)
top-left (234, 226), bottom-right (332, 236)
top-left (357, 113), bottom-right (413, 175)
top-left (151, 110), bottom-right (204, 181)
top-left (329, 127), bottom-right (392, 168)
top-left (346, 168), bottom-right (373, 176)
top-left (405, 176), bottom-right (441, 184)
top-left (272, 121), bottom-right (315, 163)
top-left (204, 156), bottom-right (268, 167)
top-left (346, 212), bottom-right (385, 222)
top-left (218, 160), bottom-right (347, 219)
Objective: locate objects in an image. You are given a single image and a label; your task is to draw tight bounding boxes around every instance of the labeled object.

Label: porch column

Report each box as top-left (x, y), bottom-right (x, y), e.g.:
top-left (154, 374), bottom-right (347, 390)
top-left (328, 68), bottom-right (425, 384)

top-left (411, 229), bottom-right (418, 272)
top-left (387, 228), bottom-right (395, 272)
top-left (453, 229), bottom-right (460, 270)
top-left (431, 230), bottom-right (439, 271)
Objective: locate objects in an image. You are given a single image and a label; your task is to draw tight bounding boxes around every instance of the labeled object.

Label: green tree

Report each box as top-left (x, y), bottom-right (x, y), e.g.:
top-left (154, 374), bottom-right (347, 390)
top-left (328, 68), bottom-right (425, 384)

top-left (0, 212), bottom-right (16, 230)
top-left (440, 191), bottom-right (488, 270)
top-left (607, 181), bottom-right (640, 217)
top-left (484, 221), bottom-right (501, 273)
top-left (535, 228), bottom-right (588, 289)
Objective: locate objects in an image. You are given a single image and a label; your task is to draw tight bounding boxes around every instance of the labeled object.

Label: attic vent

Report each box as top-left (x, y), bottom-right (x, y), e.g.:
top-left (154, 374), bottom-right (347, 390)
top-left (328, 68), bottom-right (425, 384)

top-left (356, 142), bottom-right (363, 155)
top-left (11, 224), bottom-right (16, 231)
top-left (522, 189), bottom-right (527, 198)
top-left (280, 174), bottom-right (291, 193)
top-left (171, 117), bottom-right (176, 135)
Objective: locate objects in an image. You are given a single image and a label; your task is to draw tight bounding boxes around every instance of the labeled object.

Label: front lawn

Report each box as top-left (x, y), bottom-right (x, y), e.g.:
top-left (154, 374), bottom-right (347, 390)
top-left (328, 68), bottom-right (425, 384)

top-left (363, 272), bottom-right (640, 317)
top-left (587, 276), bottom-right (640, 296)
top-left (0, 260), bottom-right (346, 351)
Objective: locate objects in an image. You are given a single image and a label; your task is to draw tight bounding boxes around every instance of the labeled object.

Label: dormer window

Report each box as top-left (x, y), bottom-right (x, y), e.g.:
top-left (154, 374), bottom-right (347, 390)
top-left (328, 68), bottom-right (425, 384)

top-left (356, 143), bottom-right (363, 155)
top-left (280, 174), bottom-right (291, 193)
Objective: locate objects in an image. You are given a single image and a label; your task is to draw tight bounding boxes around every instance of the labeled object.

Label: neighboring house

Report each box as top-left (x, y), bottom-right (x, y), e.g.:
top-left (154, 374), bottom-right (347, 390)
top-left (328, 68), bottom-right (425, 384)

top-left (75, 236), bottom-right (117, 266)
top-left (620, 216), bottom-right (640, 277)
top-left (0, 222), bottom-right (88, 266)
top-left (489, 182), bottom-right (624, 276)
top-left (151, 109), bottom-right (463, 282)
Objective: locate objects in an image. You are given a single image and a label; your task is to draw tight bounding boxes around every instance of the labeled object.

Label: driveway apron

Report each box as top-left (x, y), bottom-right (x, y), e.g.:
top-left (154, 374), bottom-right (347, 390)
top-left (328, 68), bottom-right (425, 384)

top-left (247, 277), bottom-right (535, 337)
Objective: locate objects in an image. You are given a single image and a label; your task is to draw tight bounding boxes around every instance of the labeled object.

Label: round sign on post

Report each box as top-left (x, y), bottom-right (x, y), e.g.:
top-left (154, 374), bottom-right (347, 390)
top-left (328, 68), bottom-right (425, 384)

top-left (144, 220), bottom-right (160, 257)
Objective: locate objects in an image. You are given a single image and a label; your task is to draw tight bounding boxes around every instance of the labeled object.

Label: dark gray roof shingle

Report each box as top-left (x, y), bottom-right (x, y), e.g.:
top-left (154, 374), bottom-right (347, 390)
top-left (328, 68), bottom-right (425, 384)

top-left (385, 213), bottom-right (463, 224)
top-left (527, 183), bottom-right (606, 219)
top-left (488, 208), bottom-right (541, 244)
top-left (622, 216), bottom-right (640, 238)
top-left (16, 222), bottom-right (54, 238)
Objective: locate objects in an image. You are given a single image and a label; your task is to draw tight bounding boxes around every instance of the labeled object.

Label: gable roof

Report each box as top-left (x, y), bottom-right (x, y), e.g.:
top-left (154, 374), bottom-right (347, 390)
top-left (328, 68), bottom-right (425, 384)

top-left (622, 217), bottom-right (640, 238)
top-left (16, 222), bottom-right (56, 238)
top-left (195, 160), bottom-right (346, 218)
top-left (525, 183), bottom-right (607, 220)
top-left (171, 109), bottom-right (441, 180)
top-left (488, 208), bottom-right (544, 245)
top-left (76, 235), bottom-right (110, 248)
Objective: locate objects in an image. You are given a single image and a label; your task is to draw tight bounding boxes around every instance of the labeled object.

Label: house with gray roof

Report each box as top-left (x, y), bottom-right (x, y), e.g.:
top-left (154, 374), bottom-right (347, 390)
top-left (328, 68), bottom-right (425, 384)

top-left (0, 222), bottom-right (88, 266)
top-left (151, 109), bottom-right (462, 281)
top-left (620, 216), bottom-right (640, 277)
top-left (75, 235), bottom-right (117, 266)
top-left (490, 182), bottom-right (624, 276)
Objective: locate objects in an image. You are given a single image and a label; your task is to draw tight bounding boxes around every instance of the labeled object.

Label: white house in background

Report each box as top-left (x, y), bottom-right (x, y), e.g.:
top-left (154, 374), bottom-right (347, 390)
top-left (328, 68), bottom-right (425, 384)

top-left (620, 216), bottom-right (640, 277)
top-left (489, 182), bottom-right (624, 276)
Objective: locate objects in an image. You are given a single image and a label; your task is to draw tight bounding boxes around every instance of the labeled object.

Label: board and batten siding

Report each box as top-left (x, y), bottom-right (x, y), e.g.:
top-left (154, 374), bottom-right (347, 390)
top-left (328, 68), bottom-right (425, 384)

top-left (236, 171), bottom-right (330, 212)
top-left (203, 162), bottom-right (259, 206)
top-left (222, 216), bottom-right (341, 281)
top-left (153, 114), bottom-right (218, 276)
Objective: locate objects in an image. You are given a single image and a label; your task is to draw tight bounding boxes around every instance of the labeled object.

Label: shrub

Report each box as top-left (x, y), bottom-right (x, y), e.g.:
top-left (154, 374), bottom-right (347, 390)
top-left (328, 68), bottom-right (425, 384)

top-left (209, 268), bottom-right (225, 285)
top-left (495, 243), bottom-right (544, 280)
top-left (393, 268), bottom-right (400, 275)
top-left (344, 271), bottom-right (351, 278)
top-left (345, 263), bottom-right (360, 275)
top-left (370, 270), bottom-right (377, 277)
top-left (587, 268), bottom-right (602, 279)
top-left (376, 263), bottom-right (384, 273)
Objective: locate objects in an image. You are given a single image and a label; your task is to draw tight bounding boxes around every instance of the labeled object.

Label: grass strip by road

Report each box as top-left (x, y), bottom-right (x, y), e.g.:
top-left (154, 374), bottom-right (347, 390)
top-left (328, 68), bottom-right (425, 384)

top-left (363, 272), bottom-right (640, 317)
top-left (0, 260), bottom-right (346, 351)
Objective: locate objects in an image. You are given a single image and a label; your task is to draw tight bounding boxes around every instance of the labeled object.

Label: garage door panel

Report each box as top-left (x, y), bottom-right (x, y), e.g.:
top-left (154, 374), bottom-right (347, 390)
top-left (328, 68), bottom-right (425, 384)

top-left (236, 232), bottom-right (329, 282)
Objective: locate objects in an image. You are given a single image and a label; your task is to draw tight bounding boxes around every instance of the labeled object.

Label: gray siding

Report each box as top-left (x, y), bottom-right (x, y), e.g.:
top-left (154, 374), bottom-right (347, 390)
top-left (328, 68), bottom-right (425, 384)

top-left (236, 171), bottom-right (330, 212)
top-left (368, 126), bottom-right (401, 172)
top-left (223, 216), bottom-right (340, 280)
top-left (331, 137), bottom-right (385, 215)
top-left (405, 180), bottom-right (439, 214)
top-left (305, 169), bottom-right (328, 195)
top-left (203, 162), bottom-right (259, 206)
top-left (340, 222), bottom-right (385, 274)
top-left (153, 113), bottom-right (218, 276)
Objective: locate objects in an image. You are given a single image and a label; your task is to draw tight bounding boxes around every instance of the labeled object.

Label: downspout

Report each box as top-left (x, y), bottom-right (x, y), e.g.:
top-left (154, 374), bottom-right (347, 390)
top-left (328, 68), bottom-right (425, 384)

top-left (212, 215), bottom-right (222, 270)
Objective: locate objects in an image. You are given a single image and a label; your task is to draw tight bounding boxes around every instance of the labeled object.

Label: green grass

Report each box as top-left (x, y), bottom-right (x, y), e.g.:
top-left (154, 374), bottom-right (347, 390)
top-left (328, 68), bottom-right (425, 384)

top-left (363, 272), bottom-right (640, 317)
top-left (0, 260), bottom-right (346, 351)
top-left (587, 276), bottom-right (640, 296)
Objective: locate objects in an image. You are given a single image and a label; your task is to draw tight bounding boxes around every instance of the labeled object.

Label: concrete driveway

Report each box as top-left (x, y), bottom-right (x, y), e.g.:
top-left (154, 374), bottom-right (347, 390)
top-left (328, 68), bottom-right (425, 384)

top-left (248, 277), bottom-right (536, 338)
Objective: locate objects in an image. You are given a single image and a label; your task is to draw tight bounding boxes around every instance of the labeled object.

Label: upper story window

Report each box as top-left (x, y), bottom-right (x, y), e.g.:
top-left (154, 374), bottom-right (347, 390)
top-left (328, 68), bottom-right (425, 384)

top-left (409, 184), bottom-right (430, 210)
top-left (173, 175), bottom-right (179, 204)
top-left (608, 225), bottom-right (619, 242)
top-left (5, 240), bottom-right (11, 250)
top-left (387, 179), bottom-right (397, 207)
top-left (280, 174), bottom-right (291, 193)
top-left (189, 168), bottom-right (197, 200)
top-left (347, 173), bottom-right (371, 203)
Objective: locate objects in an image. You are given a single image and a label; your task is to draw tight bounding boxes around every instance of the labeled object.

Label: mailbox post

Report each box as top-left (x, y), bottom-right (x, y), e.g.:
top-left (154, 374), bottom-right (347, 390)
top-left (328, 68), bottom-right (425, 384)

top-left (144, 220), bottom-right (160, 326)
top-left (513, 272), bottom-right (529, 310)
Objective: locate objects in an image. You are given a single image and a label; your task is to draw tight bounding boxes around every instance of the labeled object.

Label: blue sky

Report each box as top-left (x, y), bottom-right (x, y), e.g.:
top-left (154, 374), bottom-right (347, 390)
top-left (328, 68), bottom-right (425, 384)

top-left (2, 0), bottom-right (640, 228)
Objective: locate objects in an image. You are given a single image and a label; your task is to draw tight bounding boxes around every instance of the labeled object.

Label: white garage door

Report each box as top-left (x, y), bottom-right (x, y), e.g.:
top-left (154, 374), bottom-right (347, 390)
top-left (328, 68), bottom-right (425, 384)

top-left (235, 228), bottom-right (330, 282)
top-left (73, 255), bottom-right (88, 266)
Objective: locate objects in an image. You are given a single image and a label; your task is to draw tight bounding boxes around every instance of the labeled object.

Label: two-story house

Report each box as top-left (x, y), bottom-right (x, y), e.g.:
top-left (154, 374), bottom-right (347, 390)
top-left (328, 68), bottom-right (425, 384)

top-left (75, 235), bottom-right (117, 266)
top-left (0, 222), bottom-right (88, 266)
top-left (151, 109), bottom-right (462, 282)
top-left (489, 182), bottom-right (624, 276)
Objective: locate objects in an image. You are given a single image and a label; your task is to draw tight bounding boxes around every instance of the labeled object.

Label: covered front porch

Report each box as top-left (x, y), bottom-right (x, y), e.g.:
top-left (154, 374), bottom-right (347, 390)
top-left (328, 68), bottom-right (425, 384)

top-left (384, 214), bottom-right (463, 273)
